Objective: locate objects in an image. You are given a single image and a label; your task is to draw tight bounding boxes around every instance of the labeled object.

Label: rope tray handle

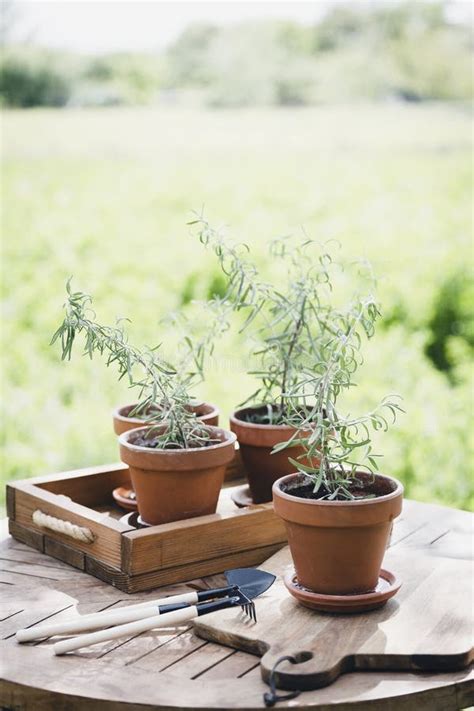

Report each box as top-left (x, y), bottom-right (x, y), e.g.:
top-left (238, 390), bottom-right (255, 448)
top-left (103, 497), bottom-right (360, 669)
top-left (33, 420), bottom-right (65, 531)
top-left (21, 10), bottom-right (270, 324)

top-left (32, 509), bottom-right (95, 544)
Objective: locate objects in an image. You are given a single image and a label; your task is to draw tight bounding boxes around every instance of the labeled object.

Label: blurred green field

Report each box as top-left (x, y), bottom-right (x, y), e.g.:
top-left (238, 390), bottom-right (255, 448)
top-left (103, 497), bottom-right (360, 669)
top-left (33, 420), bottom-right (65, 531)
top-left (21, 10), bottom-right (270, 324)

top-left (1, 104), bottom-right (473, 510)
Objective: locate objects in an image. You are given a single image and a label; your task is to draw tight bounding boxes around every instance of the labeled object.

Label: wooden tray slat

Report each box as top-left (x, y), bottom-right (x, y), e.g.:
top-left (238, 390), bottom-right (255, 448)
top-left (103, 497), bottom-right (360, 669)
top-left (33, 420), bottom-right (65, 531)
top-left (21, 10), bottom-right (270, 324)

top-left (44, 536), bottom-right (87, 571)
top-left (35, 462), bottom-right (131, 506)
top-left (8, 519), bottom-right (45, 552)
top-left (8, 462), bottom-right (128, 493)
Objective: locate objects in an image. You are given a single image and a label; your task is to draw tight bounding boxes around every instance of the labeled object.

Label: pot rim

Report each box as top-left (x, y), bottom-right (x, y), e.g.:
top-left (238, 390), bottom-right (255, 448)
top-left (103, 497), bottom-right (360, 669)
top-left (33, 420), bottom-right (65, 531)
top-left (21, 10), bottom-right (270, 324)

top-left (119, 424), bottom-right (236, 455)
top-left (230, 405), bottom-right (309, 433)
top-left (114, 401), bottom-right (219, 425)
top-left (273, 471), bottom-right (404, 507)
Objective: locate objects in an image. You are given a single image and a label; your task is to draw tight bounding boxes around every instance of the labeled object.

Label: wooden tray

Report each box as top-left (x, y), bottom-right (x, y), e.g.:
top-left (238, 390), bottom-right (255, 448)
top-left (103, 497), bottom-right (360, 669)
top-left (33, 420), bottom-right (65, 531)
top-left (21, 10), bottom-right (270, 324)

top-left (194, 544), bottom-right (474, 690)
top-left (6, 455), bottom-right (287, 593)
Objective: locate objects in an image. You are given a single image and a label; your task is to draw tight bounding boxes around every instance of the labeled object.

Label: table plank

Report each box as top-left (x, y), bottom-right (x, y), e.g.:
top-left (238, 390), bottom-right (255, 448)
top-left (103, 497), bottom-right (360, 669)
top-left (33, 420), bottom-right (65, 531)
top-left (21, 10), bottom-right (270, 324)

top-left (133, 628), bottom-right (207, 672)
top-left (198, 649), bottom-right (260, 680)
top-left (160, 640), bottom-right (234, 678)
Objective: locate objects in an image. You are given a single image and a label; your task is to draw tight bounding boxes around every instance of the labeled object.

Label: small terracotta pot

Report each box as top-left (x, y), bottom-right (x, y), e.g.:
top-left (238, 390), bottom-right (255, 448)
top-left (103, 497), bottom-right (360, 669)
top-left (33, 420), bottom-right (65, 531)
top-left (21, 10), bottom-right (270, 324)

top-left (273, 472), bottom-right (403, 595)
top-left (229, 406), bottom-right (311, 504)
top-left (113, 401), bottom-right (219, 436)
top-left (119, 425), bottom-right (236, 526)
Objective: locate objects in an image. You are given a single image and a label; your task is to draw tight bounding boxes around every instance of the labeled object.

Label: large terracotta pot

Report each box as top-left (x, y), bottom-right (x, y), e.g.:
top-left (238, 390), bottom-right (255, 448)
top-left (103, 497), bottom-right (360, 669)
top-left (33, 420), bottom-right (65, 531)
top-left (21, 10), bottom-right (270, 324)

top-left (273, 472), bottom-right (403, 595)
top-left (229, 406), bottom-right (311, 504)
top-left (119, 425), bottom-right (236, 526)
top-left (113, 401), bottom-right (219, 436)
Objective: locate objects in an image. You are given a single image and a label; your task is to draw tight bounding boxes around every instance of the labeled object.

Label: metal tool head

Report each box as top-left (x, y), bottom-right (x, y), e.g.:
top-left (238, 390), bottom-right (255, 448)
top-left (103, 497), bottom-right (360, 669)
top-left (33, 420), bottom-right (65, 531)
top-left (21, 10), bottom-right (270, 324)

top-left (224, 568), bottom-right (276, 601)
top-left (232, 588), bottom-right (257, 622)
top-left (196, 592), bottom-right (256, 621)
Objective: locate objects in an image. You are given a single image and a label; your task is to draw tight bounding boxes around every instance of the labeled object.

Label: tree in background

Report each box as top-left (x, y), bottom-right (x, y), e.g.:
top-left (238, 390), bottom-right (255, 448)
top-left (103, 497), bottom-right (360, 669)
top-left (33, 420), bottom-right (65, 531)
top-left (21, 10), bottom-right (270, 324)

top-left (165, 23), bottom-right (218, 89)
top-left (80, 53), bottom-right (163, 106)
top-left (0, 51), bottom-right (71, 107)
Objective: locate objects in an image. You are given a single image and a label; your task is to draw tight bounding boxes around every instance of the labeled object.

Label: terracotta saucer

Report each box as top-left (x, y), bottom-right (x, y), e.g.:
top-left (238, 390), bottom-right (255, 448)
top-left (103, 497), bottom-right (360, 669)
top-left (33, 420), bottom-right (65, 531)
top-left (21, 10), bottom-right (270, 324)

top-left (119, 511), bottom-right (151, 529)
top-left (231, 485), bottom-right (255, 508)
top-left (284, 569), bottom-right (401, 614)
top-left (113, 486), bottom-right (138, 512)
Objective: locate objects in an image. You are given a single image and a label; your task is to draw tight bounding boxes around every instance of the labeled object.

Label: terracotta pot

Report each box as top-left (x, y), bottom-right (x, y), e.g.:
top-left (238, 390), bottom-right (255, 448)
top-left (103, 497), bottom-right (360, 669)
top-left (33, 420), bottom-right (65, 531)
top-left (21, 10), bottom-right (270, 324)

top-left (229, 406), bottom-right (311, 504)
top-left (119, 425), bottom-right (236, 526)
top-left (113, 401), bottom-right (219, 436)
top-left (273, 472), bottom-right (403, 595)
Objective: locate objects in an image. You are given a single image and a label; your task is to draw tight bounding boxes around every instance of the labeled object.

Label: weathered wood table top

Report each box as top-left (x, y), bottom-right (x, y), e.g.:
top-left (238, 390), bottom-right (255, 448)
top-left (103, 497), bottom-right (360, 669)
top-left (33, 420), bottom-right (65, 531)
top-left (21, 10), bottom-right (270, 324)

top-left (0, 498), bottom-right (472, 711)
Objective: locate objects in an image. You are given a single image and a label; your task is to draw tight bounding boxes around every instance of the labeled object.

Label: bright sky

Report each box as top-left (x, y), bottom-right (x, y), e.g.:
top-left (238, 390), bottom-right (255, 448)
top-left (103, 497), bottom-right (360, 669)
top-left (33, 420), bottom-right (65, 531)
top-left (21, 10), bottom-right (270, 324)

top-left (8, 0), bottom-right (471, 55)
top-left (9, 1), bottom-right (326, 54)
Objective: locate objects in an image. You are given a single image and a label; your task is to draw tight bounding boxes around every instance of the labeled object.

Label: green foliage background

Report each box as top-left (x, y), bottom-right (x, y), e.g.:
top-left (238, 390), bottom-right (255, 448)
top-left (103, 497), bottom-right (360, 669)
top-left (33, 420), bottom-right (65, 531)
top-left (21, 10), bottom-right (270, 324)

top-left (1, 103), bottom-right (472, 510)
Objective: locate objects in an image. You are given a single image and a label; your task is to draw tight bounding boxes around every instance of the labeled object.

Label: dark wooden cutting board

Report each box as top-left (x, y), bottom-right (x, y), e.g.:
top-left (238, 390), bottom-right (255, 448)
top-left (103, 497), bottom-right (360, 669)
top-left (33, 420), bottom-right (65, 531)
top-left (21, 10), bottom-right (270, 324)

top-left (194, 545), bottom-right (473, 690)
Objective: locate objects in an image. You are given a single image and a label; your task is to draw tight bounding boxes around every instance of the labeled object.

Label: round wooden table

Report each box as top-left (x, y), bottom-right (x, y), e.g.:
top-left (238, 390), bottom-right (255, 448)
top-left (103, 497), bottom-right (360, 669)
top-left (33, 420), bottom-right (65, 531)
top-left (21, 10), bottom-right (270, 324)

top-left (0, 499), bottom-right (472, 711)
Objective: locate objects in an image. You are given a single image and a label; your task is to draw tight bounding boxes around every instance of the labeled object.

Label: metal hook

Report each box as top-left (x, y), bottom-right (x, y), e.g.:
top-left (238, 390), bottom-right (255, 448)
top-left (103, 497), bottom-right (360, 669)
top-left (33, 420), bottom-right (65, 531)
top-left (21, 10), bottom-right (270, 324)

top-left (263, 655), bottom-right (301, 707)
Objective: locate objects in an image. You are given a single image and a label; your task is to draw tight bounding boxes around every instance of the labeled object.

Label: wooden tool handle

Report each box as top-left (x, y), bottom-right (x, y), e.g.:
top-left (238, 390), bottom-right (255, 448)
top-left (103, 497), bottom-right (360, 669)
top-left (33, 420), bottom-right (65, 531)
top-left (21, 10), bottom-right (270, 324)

top-left (16, 591), bottom-right (199, 642)
top-left (53, 606), bottom-right (198, 656)
top-left (17, 605), bottom-right (156, 643)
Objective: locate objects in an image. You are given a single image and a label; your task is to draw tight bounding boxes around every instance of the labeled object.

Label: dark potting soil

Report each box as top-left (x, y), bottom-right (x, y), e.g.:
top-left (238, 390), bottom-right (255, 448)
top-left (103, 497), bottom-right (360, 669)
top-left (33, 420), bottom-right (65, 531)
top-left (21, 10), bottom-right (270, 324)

top-left (238, 404), bottom-right (318, 426)
top-left (124, 403), bottom-right (206, 420)
top-left (238, 405), bottom-right (286, 425)
top-left (281, 472), bottom-right (397, 501)
top-left (130, 433), bottom-right (218, 450)
top-left (123, 403), bottom-right (165, 420)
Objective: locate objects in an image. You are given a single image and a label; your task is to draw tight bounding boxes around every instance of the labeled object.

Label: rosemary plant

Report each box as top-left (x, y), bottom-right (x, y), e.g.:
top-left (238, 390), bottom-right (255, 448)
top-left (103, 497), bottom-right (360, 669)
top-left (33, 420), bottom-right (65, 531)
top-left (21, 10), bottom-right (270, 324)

top-left (51, 280), bottom-right (220, 449)
top-left (192, 213), bottom-right (403, 499)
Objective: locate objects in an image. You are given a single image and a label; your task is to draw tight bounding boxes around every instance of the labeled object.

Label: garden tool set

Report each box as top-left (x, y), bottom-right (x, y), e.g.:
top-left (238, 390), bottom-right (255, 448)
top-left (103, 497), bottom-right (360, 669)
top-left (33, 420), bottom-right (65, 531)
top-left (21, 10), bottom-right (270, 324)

top-left (16, 567), bottom-right (275, 656)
